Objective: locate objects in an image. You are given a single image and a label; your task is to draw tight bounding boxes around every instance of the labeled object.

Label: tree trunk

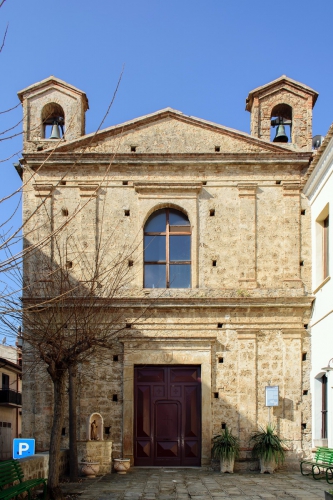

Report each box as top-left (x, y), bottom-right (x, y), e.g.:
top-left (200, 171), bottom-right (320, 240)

top-left (47, 369), bottom-right (66, 500)
top-left (68, 363), bottom-right (78, 482)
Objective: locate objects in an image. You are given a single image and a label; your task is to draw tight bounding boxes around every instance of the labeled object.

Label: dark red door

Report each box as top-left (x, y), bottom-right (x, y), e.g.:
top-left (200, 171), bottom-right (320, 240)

top-left (134, 365), bottom-right (201, 466)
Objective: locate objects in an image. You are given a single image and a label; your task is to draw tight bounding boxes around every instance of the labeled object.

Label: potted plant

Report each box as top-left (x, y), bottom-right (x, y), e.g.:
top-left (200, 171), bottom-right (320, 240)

top-left (212, 426), bottom-right (240, 473)
top-left (325, 490), bottom-right (333, 500)
top-left (249, 424), bottom-right (287, 473)
top-left (79, 456), bottom-right (100, 478)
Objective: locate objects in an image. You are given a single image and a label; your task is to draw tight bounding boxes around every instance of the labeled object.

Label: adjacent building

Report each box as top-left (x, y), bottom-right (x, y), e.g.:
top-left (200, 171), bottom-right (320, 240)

top-left (304, 125), bottom-right (333, 449)
top-left (0, 344), bottom-right (22, 460)
top-left (18, 75), bottom-right (316, 466)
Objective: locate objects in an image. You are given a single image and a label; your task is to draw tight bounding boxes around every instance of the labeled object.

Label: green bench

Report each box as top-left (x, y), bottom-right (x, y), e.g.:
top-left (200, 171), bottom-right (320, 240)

top-left (0, 459), bottom-right (47, 500)
top-left (300, 447), bottom-right (333, 483)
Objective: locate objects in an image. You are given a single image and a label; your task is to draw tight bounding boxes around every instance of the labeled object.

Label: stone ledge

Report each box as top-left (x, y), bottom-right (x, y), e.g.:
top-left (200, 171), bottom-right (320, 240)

top-left (19, 450), bottom-right (69, 480)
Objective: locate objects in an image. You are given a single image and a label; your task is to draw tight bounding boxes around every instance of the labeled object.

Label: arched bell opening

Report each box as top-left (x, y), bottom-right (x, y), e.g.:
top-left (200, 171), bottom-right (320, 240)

top-left (41, 102), bottom-right (65, 139)
top-left (270, 103), bottom-right (292, 143)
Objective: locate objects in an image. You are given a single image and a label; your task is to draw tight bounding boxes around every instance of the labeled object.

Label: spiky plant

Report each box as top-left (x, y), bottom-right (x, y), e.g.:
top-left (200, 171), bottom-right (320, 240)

top-left (250, 424), bottom-right (287, 464)
top-left (212, 426), bottom-right (240, 461)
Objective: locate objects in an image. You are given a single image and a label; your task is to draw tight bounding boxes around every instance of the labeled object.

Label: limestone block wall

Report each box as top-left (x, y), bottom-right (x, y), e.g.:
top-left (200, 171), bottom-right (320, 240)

top-left (80, 117), bottom-right (282, 155)
top-left (77, 441), bottom-right (112, 474)
top-left (21, 363), bottom-right (53, 451)
top-left (252, 89), bottom-right (313, 149)
top-left (22, 158), bottom-right (312, 294)
top-left (247, 77), bottom-right (317, 150)
top-left (20, 82), bottom-right (314, 467)
top-left (22, 302), bottom-right (312, 465)
top-left (21, 346), bottom-right (121, 456)
top-left (19, 450), bottom-right (69, 480)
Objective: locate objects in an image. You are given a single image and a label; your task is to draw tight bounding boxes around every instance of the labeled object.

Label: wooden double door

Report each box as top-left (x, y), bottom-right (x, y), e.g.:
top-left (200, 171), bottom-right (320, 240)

top-left (134, 365), bottom-right (201, 466)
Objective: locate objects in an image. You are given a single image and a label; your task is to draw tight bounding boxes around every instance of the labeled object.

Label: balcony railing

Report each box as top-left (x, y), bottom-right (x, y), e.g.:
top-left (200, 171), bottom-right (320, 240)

top-left (0, 389), bottom-right (22, 406)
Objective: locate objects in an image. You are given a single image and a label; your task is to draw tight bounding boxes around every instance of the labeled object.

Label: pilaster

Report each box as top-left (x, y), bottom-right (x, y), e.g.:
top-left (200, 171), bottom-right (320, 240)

top-left (33, 184), bottom-right (54, 263)
top-left (283, 182), bottom-right (302, 288)
top-left (79, 184), bottom-right (98, 277)
top-left (282, 329), bottom-right (303, 447)
top-left (237, 330), bottom-right (258, 442)
top-left (238, 184), bottom-right (257, 287)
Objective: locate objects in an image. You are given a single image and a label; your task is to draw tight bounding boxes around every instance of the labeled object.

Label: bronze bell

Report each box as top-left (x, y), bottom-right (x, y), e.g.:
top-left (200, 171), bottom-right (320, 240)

top-left (273, 124), bottom-right (288, 143)
top-left (49, 121), bottom-right (61, 140)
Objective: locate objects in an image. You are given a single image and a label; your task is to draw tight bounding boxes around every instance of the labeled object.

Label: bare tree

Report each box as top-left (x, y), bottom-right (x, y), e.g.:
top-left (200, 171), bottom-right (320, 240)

top-left (0, 57), bottom-right (138, 498)
top-left (2, 200), bottom-right (149, 498)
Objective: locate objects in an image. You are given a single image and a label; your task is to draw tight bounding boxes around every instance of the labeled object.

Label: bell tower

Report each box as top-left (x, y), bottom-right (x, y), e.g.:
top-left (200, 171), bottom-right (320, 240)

top-left (245, 75), bottom-right (318, 150)
top-left (18, 76), bottom-right (89, 152)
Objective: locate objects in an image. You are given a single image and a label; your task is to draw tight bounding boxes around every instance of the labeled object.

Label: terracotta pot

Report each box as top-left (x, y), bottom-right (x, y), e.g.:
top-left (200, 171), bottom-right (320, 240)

top-left (113, 458), bottom-right (131, 474)
top-left (80, 462), bottom-right (100, 478)
top-left (259, 457), bottom-right (276, 474)
top-left (220, 456), bottom-right (235, 473)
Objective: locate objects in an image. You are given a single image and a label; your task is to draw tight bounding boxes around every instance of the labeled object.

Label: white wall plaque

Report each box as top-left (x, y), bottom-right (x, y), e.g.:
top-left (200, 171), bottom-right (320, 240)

top-left (265, 386), bottom-right (279, 407)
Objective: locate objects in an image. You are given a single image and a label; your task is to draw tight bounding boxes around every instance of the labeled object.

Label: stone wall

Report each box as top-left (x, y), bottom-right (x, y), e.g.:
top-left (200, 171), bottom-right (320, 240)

top-left (77, 441), bottom-right (112, 475)
top-left (246, 76), bottom-right (317, 150)
top-left (19, 450), bottom-right (69, 480)
top-left (20, 75), bottom-right (315, 467)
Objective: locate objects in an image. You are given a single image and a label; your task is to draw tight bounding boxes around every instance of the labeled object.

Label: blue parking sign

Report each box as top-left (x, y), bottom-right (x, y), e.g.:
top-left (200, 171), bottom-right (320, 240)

top-left (13, 439), bottom-right (35, 459)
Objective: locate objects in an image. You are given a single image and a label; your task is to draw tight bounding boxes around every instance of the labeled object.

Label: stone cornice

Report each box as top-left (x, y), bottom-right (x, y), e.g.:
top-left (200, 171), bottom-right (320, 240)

top-left (17, 76), bottom-right (89, 110)
top-left (33, 183), bottom-right (54, 197)
top-left (246, 75), bottom-right (318, 111)
top-left (78, 183), bottom-right (99, 197)
top-left (134, 181), bottom-right (202, 199)
top-left (119, 332), bottom-right (217, 343)
top-left (282, 328), bottom-right (305, 339)
top-left (237, 183), bottom-right (257, 197)
top-left (237, 330), bottom-right (258, 340)
top-left (22, 295), bottom-right (314, 309)
top-left (282, 182), bottom-right (301, 196)
top-left (22, 152), bottom-right (312, 166)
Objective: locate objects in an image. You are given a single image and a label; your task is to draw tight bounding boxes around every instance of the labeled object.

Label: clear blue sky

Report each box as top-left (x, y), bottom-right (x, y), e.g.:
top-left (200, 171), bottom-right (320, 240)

top-left (1, 0), bottom-right (333, 212)
top-left (1, 0), bottom-right (333, 342)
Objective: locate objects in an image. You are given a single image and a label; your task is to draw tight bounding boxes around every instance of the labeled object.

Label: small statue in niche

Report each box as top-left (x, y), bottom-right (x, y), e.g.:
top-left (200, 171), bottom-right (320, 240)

top-left (90, 419), bottom-right (98, 440)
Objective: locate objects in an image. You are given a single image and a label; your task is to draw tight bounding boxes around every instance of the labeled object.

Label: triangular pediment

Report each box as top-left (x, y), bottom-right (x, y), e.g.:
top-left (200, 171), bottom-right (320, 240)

top-left (49, 108), bottom-right (297, 155)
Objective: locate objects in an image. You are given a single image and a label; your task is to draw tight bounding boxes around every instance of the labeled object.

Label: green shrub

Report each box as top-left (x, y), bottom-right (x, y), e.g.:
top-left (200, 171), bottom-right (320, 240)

top-left (250, 424), bottom-right (287, 464)
top-left (212, 426), bottom-right (240, 461)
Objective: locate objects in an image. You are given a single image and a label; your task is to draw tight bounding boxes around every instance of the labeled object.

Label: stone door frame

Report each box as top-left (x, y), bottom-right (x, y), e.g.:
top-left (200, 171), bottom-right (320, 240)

top-left (121, 338), bottom-right (213, 465)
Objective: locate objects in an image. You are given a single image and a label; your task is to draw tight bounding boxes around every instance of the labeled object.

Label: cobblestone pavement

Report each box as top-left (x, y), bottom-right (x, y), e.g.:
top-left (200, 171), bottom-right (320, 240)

top-left (61, 468), bottom-right (331, 500)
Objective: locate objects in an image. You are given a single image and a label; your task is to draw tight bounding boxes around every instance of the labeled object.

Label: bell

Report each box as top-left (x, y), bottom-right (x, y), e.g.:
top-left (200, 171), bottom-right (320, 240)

top-left (49, 121), bottom-right (61, 140)
top-left (273, 124), bottom-right (288, 143)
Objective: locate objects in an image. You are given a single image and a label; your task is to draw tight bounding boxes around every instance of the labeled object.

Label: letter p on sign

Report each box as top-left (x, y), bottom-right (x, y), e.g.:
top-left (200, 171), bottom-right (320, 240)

top-left (13, 438), bottom-right (35, 459)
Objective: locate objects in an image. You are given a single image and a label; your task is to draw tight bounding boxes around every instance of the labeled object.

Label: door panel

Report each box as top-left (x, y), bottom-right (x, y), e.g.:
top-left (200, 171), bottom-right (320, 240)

top-left (136, 386), bottom-right (150, 437)
top-left (155, 401), bottom-right (180, 465)
top-left (134, 365), bottom-right (201, 466)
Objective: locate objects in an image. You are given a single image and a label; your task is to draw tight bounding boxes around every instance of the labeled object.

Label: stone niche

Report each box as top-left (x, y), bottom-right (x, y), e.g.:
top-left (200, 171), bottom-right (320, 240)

top-left (87, 413), bottom-right (103, 441)
top-left (77, 413), bottom-right (112, 475)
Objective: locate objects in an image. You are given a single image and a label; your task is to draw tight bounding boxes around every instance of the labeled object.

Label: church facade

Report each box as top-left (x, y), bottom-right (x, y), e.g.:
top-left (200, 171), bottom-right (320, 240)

top-left (18, 75), bottom-right (316, 467)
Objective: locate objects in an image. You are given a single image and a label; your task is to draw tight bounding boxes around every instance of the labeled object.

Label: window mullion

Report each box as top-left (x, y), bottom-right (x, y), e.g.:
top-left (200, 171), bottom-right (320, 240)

top-left (166, 209), bottom-right (170, 287)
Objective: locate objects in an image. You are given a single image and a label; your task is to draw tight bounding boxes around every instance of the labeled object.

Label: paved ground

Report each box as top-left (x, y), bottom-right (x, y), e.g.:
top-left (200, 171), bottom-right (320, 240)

top-left (60, 468), bottom-right (332, 500)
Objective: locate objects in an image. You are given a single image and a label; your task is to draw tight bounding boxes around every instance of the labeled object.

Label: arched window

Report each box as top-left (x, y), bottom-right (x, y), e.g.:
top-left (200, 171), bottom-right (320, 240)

top-left (270, 103), bottom-right (292, 143)
top-left (144, 208), bottom-right (191, 288)
top-left (41, 102), bottom-right (65, 139)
